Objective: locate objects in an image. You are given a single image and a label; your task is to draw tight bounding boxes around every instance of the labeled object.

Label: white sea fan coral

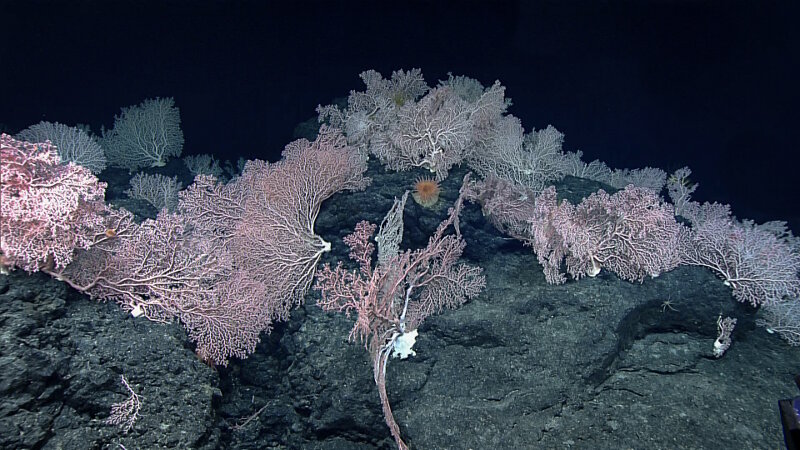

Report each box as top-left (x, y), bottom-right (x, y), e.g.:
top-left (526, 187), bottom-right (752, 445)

top-left (17, 121), bottom-right (107, 174)
top-left (102, 97), bottom-right (184, 171)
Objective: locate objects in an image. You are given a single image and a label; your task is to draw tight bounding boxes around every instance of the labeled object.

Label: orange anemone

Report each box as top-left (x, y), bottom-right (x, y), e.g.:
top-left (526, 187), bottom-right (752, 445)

top-left (412, 177), bottom-right (440, 208)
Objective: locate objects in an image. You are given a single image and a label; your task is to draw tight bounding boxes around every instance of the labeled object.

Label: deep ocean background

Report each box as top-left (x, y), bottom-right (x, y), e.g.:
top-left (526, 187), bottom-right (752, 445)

top-left (2, 0), bottom-right (799, 228)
